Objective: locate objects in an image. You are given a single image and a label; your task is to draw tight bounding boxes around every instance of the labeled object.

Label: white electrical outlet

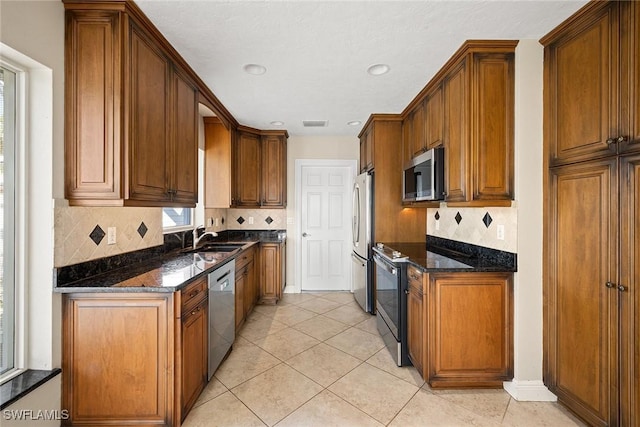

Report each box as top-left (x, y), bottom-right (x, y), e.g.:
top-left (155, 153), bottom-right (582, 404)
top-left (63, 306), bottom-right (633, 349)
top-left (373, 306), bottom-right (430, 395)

top-left (435, 219), bottom-right (440, 230)
top-left (497, 224), bottom-right (505, 241)
top-left (107, 227), bottom-right (116, 245)
top-left (207, 217), bottom-right (214, 227)
top-left (248, 217), bottom-right (254, 225)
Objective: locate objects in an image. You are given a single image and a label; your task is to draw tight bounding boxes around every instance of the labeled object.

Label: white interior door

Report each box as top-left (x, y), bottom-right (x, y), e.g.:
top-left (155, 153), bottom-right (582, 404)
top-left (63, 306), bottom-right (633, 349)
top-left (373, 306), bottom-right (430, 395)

top-left (300, 164), bottom-right (353, 291)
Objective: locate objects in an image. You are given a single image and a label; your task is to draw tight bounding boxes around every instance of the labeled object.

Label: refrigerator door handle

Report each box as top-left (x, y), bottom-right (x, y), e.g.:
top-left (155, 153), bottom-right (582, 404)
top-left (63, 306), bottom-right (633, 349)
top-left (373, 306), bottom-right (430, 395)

top-left (352, 183), bottom-right (360, 247)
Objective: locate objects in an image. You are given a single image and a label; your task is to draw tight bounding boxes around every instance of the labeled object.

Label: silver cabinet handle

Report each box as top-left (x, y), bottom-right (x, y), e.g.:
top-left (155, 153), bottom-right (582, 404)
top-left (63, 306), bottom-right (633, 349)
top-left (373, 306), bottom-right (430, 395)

top-left (302, 232), bottom-right (311, 237)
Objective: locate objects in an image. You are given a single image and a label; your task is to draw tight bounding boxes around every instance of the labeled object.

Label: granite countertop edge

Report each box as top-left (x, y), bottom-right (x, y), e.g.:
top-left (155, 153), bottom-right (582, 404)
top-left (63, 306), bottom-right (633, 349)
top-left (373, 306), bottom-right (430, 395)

top-left (380, 238), bottom-right (517, 273)
top-left (53, 238), bottom-right (282, 294)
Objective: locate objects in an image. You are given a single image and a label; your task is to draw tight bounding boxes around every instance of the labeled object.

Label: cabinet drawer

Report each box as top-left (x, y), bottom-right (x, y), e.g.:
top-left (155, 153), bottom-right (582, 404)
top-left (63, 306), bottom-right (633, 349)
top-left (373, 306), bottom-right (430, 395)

top-left (407, 265), bottom-right (425, 294)
top-left (181, 277), bottom-right (207, 311)
top-left (235, 246), bottom-right (255, 271)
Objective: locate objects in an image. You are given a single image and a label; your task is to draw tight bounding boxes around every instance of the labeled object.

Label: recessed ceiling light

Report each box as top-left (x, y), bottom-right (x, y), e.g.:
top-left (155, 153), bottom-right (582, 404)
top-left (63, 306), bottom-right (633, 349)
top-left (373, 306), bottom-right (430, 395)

top-left (347, 120), bottom-right (362, 126)
top-left (367, 64), bottom-right (390, 76)
top-left (270, 121), bottom-right (284, 126)
top-left (243, 64), bottom-right (267, 75)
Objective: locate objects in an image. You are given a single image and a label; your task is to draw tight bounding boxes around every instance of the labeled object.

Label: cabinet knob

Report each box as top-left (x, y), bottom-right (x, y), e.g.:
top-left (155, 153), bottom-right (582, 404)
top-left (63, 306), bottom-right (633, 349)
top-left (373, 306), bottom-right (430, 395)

top-left (605, 281), bottom-right (615, 289)
top-left (617, 136), bottom-right (628, 144)
top-left (618, 285), bottom-right (627, 292)
top-left (404, 289), bottom-right (409, 295)
top-left (606, 138), bottom-right (616, 145)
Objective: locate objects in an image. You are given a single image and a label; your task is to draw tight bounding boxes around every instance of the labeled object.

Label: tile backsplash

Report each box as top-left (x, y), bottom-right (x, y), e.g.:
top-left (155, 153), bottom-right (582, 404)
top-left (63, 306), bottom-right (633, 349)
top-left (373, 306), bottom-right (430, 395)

top-left (54, 200), bottom-right (163, 267)
top-left (226, 208), bottom-right (286, 231)
top-left (427, 206), bottom-right (517, 253)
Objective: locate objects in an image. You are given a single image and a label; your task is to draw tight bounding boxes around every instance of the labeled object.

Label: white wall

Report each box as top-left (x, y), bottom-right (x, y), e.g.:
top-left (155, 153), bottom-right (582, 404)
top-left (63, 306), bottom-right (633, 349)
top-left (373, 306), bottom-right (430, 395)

top-left (0, 0), bottom-right (64, 414)
top-left (285, 135), bottom-right (359, 289)
top-left (504, 39), bottom-right (555, 401)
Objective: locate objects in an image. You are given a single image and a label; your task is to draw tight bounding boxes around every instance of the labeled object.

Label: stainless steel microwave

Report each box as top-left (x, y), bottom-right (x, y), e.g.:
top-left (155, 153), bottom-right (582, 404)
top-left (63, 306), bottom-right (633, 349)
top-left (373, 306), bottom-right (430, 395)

top-left (402, 147), bottom-right (445, 202)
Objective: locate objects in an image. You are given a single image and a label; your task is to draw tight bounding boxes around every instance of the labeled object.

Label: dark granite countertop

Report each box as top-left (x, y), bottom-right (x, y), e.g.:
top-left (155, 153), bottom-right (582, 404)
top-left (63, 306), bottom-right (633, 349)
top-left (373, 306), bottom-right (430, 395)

top-left (54, 229), bottom-right (287, 293)
top-left (379, 236), bottom-right (517, 273)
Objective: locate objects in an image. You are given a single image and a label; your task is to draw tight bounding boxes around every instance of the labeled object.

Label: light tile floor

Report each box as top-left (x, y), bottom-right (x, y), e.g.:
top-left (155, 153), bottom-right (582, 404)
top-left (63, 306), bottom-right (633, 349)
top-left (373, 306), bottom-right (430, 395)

top-left (183, 292), bottom-right (586, 427)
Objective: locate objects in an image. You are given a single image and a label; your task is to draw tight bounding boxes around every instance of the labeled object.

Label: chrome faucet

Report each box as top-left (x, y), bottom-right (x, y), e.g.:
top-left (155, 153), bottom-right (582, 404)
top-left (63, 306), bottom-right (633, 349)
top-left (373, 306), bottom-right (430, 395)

top-left (193, 225), bottom-right (218, 249)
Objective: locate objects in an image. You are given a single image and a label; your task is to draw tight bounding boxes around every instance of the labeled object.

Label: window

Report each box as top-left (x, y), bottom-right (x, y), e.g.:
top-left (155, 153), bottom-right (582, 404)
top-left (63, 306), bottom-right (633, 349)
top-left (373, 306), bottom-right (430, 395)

top-left (0, 66), bottom-right (16, 377)
top-left (162, 207), bottom-right (193, 230)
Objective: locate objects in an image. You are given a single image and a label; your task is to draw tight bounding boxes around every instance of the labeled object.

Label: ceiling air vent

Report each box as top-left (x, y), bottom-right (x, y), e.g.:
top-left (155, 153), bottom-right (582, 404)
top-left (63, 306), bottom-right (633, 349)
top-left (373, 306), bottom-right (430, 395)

top-left (303, 120), bottom-right (329, 127)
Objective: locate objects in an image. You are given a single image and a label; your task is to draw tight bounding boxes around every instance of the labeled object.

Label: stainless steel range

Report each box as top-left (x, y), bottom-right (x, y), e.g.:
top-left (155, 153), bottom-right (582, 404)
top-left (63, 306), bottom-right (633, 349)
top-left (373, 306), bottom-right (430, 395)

top-left (372, 243), bottom-right (410, 366)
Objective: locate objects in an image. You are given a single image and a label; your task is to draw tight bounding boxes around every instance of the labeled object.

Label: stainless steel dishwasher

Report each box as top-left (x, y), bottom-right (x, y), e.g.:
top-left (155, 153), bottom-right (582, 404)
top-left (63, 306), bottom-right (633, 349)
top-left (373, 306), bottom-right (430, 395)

top-left (207, 259), bottom-right (235, 380)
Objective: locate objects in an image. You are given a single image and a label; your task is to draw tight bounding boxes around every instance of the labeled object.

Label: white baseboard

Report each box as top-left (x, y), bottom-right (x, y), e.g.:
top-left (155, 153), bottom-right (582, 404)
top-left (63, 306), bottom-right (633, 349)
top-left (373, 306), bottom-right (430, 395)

top-left (503, 380), bottom-right (558, 401)
top-left (283, 285), bottom-right (299, 294)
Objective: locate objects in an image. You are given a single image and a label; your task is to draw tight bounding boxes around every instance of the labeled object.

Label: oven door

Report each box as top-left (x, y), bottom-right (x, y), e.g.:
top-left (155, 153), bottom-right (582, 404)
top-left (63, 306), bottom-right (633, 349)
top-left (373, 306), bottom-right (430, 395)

top-left (373, 253), bottom-right (400, 338)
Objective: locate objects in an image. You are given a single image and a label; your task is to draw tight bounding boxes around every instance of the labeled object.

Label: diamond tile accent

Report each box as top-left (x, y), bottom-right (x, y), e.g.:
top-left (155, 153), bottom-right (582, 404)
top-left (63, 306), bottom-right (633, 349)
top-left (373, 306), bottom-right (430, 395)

top-left (482, 212), bottom-right (493, 228)
top-left (237, 216), bottom-right (245, 224)
top-left (455, 212), bottom-right (463, 225)
top-left (265, 216), bottom-right (274, 225)
top-left (137, 222), bottom-right (148, 238)
top-left (89, 225), bottom-right (105, 245)
top-left (435, 211), bottom-right (440, 220)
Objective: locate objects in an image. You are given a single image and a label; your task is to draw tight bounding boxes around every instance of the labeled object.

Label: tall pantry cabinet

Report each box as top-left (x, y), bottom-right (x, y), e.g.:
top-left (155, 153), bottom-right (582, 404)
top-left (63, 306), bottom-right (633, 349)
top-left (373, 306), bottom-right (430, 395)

top-left (542, 1), bottom-right (639, 425)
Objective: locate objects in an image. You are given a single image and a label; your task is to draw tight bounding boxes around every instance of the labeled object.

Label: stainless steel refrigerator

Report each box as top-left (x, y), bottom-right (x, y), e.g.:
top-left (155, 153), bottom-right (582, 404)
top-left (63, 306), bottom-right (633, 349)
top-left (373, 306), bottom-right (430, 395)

top-left (351, 172), bottom-right (373, 313)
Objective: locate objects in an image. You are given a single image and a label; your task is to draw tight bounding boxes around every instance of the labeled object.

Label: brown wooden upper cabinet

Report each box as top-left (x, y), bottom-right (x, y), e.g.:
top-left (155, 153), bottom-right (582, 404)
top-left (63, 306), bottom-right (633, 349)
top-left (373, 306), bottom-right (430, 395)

top-left (233, 127), bottom-right (288, 208)
top-left (64, 4), bottom-right (198, 207)
top-left (542, 1), bottom-right (640, 167)
top-left (359, 126), bottom-right (374, 173)
top-left (401, 40), bottom-right (516, 207)
top-left (204, 117), bottom-right (232, 208)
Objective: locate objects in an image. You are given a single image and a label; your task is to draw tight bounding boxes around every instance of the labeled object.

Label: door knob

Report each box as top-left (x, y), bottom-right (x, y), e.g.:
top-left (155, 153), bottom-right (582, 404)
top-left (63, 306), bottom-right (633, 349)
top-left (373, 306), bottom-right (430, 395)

top-left (302, 232), bottom-right (310, 237)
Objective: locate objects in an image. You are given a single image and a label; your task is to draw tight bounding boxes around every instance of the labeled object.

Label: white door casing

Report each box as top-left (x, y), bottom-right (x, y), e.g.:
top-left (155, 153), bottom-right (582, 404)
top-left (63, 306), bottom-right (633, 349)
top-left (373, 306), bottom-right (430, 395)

top-left (295, 160), bottom-right (357, 292)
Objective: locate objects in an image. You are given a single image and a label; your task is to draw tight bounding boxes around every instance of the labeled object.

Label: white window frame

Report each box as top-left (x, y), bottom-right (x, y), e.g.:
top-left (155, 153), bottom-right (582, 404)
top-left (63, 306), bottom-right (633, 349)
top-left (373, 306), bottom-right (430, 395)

top-left (162, 207), bottom-right (194, 233)
top-left (0, 58), bottom-right (27, 383)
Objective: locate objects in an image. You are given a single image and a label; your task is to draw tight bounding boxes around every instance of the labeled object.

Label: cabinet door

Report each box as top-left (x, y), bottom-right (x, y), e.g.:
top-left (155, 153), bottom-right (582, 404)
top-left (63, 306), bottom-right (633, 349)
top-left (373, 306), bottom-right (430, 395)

top-left (407, 266), bottom-right (425, 376)
top-left (127, 23), bottom-right (171, 203)
top-left (543, 2), bottom-right (619, 165)
top-left (171, 69), bottom-right (198, 205)
top-left (181, 299), bottom-right (207, 419)
top-left (619, 154), bottom-right (640, 426)
top-left (235, 271), bottom-right (245, 329)
top-left (545, 159), bottom-right (618, 426)
top-left (443, 59), bottom-right (469, 203)
top-left (62, 293), bottom-right (174, 425)
top-left (411, 101), bottom-right (426, 157)
top-left (401, 115), bottom-right (413, 167)
top-left (261, 135), bottom-right (287, 207)
top-left (204, 117), bottom-right (232, 208)
top-left (259, 243), bottom-right (282, 304)
top-left (425, 84), bottom-right (444, 150)
top-left (620, 0), bottom-right (640, 154)
top-left (234, 132), bottom-right (261, 206)
top-left (65, 10), bottom-right (122, 202)
top-left (360, 128), bottom-right (374, 173)
top-left (428, 272), bottom-right (513, 388)
top-left (473, 53), bottom-right (515, 201)
top-left (243, 262), bottom-right (255, 316)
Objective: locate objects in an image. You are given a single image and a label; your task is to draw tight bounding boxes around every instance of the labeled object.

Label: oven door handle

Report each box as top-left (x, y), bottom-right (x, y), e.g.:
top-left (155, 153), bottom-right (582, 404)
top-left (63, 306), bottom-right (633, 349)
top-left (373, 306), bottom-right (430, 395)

top-left (373, 253), bottom-right (397, 276)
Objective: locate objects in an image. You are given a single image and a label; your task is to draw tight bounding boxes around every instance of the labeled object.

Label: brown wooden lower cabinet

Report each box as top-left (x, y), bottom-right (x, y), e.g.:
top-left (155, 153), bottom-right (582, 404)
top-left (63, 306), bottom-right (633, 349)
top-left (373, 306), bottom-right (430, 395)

top-left (407, 271), bottom-right (514, 388)
top-left (62, 292), bottom-right (178, 426)
top-left (259, 241), bottom-right (286, 304)
top-left (180, 278), bottom-right (208, 421)
top-left (235, 245), bottom-right (257, 331)
top-left (62, 277), bottom-right (210, 426)
top-left (407, 265), bottom-right (426, 376)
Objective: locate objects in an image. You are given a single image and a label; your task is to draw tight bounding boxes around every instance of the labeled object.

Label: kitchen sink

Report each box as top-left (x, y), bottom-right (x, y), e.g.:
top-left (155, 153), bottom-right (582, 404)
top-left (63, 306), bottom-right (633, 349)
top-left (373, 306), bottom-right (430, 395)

top-left (193, 243), bottom-right (245, 253)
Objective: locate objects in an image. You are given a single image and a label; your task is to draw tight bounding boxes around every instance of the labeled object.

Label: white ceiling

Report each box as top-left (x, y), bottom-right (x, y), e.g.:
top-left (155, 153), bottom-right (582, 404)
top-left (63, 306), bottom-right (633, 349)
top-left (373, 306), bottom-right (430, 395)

top-left (136, 0), bottom-right (588, 137)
